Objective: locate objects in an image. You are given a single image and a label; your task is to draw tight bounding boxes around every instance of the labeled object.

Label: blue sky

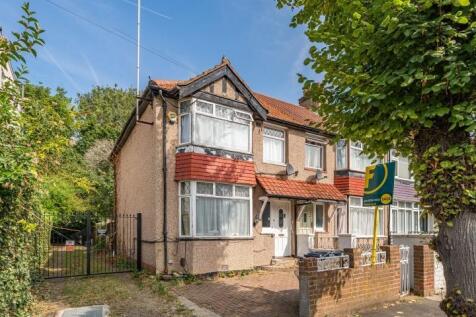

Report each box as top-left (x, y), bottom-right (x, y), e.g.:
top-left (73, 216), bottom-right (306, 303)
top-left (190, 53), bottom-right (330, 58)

top-left (0, 0), bottom-right (320, 103)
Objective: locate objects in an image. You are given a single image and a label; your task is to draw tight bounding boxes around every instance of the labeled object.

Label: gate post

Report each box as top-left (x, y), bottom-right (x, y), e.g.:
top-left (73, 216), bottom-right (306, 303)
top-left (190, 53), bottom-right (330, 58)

top-left (136, 212), bottom-right (142, 271)
top-left (86, 213), bottom-right (92, 275)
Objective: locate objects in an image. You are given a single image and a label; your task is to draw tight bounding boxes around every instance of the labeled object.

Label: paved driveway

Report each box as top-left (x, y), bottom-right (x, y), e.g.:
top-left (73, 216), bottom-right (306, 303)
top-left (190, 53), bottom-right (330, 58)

top-left (174, 269), bottom-right (299, 317)
top-left (175, 270), bottom-right (445, 317)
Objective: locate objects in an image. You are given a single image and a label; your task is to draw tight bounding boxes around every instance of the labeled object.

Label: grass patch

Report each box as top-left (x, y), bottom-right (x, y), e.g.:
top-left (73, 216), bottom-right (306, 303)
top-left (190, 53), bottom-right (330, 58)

top-left (32, 273), bottom-right (193, 317)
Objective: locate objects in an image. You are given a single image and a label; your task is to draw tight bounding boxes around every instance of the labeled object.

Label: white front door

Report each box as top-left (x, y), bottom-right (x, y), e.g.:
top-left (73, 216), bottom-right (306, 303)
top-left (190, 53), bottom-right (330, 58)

top-left (271, 200), bottom-right (291, 257)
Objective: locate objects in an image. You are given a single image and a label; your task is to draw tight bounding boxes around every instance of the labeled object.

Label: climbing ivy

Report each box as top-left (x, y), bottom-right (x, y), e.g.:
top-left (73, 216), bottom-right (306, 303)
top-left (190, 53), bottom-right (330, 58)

top-left (0, 3), bottom-right (45, 316)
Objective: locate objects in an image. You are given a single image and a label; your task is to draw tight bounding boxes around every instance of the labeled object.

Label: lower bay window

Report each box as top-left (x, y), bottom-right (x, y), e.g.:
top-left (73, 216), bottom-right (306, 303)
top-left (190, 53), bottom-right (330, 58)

top-left (179, 181), bottom-right (252, 238)
top-left (349, 196), bottom-right (384, 236)
top-left (391, 200), bottom-right (428, 234)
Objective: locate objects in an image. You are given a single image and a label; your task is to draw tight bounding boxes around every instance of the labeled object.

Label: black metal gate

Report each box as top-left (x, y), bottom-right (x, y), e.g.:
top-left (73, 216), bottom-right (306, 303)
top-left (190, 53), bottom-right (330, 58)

top-left (35, 212), bottom-right (142, 279)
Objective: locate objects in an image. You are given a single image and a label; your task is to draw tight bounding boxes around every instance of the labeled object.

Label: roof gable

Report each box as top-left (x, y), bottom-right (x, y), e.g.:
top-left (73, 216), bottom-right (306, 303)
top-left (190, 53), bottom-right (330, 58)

top-left (152, 59), bottom-right (267, 120)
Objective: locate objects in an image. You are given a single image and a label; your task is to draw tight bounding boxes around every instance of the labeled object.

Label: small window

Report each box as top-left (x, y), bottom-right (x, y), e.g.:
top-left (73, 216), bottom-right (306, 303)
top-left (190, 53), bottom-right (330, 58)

top-left (234, 186), bottom-right (250, 198)
top-left (262, 202), bottom-right (271, 228)
top-left (180, 182), bottom-right (190, 195)
top-left (234, 111), bottom-right (253, 121)
top-left (305, 140), bottom-right (323, 169)
top-left (179, 100), bottom-right (191, 114)
top-left (315, 204), bottom-right (325, 231)
top-left (278, 209), bottom-right (284, 228)
top-left (179, 100), bottom-right (191, 144)
top-left (216, 183), bottom-right (233, 197)
top-left (197, 182), bottom-right (213, 195)
top-left (196, 100), bottom-right (213, 114)
top-left (263, 127), bottom-right (285, 164)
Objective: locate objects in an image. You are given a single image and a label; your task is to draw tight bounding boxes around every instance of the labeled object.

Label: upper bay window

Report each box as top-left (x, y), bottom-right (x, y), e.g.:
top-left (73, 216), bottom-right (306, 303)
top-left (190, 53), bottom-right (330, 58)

top-left (390, 150), bottom-right (413, 180)
top-left (336, 140), bottom-right (380, 172)
top-left (179, 181), bottom-right (252, 238)
top-left (350, 142), bottom-right (377, 171)
top-left (263, 127), bottom-right (285, 165)
top-left (179, 99), bottom-right (253, 153)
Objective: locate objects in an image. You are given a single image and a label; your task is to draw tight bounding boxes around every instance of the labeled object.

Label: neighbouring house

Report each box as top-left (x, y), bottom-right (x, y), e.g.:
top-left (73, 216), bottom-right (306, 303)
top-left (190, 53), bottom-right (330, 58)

top-left (111, 58), bottom-right (435, 277)
top-left (0, 33), bottom-right (15, 87)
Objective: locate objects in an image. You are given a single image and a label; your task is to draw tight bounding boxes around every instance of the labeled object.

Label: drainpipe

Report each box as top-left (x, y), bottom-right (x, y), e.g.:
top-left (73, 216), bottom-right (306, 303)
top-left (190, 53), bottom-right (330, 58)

top-left (158, 89), bottom-right (168, 273)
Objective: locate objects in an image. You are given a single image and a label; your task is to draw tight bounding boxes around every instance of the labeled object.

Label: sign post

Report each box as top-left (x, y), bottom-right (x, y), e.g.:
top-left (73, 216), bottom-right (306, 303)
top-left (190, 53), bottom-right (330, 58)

top-left (363, 161), bottom-right (396, 266)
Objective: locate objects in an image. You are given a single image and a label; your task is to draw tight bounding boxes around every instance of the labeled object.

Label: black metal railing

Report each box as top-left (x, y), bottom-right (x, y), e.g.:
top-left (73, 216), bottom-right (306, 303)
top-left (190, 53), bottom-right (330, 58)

top-left (34, 212), bottom-right (142, 279)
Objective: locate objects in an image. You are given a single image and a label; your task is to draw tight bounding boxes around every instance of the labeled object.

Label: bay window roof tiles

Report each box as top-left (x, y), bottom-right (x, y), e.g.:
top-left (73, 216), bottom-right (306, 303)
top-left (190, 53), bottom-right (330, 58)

top-left (256, 176), bottom-right (346, 202)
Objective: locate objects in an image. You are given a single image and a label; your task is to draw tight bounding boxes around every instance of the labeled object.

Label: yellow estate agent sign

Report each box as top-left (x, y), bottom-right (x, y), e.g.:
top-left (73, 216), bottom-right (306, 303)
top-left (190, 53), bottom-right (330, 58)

top-left (363, 162), bottom-right (396, 265)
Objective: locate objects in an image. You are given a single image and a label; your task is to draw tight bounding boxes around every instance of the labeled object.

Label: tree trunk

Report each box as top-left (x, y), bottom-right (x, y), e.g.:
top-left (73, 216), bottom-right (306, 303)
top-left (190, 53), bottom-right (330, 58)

top-left (436, 212), bottom-right (476, 299)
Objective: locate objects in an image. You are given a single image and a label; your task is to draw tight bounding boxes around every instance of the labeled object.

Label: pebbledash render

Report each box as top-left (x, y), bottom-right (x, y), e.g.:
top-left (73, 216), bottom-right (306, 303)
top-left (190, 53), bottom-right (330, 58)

top-left (111, 58), bottom-right (433, 275)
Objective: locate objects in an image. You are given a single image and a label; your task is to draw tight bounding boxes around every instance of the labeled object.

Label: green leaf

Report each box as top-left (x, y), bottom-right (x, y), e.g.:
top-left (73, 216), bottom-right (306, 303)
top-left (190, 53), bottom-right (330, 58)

top-left (455, 0), bottom-right (470, 6)
top-left (456, 16), bottom-right (469, 24)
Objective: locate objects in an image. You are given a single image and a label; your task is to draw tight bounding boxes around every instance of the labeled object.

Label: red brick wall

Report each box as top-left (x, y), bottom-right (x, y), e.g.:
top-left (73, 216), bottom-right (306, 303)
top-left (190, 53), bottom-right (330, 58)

top-left (414, 245), bottom-right (435, 296)
top-left (299, 245), bottom-right (400, 317)
top-left (334, 176), bottom-right (365, 196)
top-left (175, 152), bottom-right (256, 185)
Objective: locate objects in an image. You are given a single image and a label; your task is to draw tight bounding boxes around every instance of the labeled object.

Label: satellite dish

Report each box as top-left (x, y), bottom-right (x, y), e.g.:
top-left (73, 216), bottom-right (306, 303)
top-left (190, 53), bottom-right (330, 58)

top-left (316, 169), bottom-right (327, 181)
top-left (286, 164), bottom-right (296, 176)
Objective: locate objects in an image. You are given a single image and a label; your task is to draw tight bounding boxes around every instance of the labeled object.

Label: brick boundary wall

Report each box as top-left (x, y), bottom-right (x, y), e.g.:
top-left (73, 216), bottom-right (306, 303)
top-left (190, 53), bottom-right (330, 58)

top-left (299, 245), bottom-right (400, 317)
top-left (414, 245), bottom-right (435, 296)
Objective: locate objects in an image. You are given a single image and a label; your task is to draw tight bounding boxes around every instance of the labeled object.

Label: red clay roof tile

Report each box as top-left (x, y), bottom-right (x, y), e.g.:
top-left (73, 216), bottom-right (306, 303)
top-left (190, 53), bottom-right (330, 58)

top-left (256, 176), bottom-right (346, 201)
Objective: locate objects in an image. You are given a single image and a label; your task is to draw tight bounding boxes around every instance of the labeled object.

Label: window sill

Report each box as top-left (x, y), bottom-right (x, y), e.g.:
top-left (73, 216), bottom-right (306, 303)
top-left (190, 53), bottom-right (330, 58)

top-left (262, 161), bottom-right (287, 167)
top-left (314, 229), bottom-right (326, 233)
top-left (395, 177), bottom-right (414, 182)
top-left (305, 167), bottom-right (326, 173)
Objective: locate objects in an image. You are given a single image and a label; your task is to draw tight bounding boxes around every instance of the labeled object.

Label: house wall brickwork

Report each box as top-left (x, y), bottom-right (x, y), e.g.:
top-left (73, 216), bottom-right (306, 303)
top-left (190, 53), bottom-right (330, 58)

top-left (414, 245), bottom-right (435, 296)
top-left (114, 104), bottom-right (158, 270)
top-left (115, 72), bottom-right (343, 274)
top-left (299, 245), bottom-right (400, 317)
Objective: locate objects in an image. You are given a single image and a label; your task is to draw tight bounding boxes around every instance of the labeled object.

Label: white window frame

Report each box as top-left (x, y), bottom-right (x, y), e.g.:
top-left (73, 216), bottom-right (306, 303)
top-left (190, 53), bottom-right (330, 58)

top-left (348, 196), bottom-right (385, 237)
top-left (390, 150), bottom-right (414, 181)
top-left (178, 181), bottom-right (253, 239)
top-left (349, 141), bottom-right (380, 172)
top-left (305, 139), bottom-right (324, 170)
top-left (263, 125), bottom-right (286, 165)
top-left (190, 98), bottom-right (253, 154)
top-left (178, 181), bottom-right (192, 237)
top-left (336, 139), bottom-right (347, 170)
top-left (178, 99), bottom-right (192, 145)
top-left (314, 203), bottom-right (325, 232)
top-left (390, 200), bottom-right (426, 235)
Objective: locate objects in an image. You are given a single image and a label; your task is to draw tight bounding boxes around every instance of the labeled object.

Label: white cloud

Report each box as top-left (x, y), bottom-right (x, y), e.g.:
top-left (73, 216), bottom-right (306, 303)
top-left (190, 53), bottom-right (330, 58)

top-left (41, 46), bottom-right (82, 92)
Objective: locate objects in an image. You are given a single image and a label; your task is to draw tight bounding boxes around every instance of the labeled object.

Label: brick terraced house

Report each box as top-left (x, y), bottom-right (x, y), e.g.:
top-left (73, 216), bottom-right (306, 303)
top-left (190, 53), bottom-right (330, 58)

top-left (112, 58), bottom-right (433, 275)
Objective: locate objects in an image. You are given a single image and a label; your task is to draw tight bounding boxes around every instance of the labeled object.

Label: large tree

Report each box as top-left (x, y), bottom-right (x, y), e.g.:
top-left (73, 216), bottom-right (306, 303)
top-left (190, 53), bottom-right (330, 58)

top-left (278, 0), bottom-right (476, 315)
top-left (76, 86), bottom-right (135, 217)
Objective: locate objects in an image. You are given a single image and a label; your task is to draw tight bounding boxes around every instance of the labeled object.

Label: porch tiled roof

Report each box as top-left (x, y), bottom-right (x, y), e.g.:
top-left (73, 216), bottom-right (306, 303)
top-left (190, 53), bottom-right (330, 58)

top-left (256, 176), bottom-right (346, 202)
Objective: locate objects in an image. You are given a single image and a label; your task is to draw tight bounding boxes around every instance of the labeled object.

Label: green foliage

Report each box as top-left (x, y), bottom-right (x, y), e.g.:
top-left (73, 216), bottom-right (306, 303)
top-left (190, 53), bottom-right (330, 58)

top-left (277, 0), bottom-right (476, 218)
top-left (75, 86), bottom-right (135, 217)
top-left (20, 84), bottom-right (75, 172)
top-left (76, 86), bottom-right (135, 154)
top-left (278, 0), bottom-right (476, 313)
top-left (0, 3), bottom-right (45, 316)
